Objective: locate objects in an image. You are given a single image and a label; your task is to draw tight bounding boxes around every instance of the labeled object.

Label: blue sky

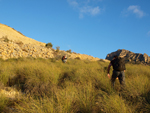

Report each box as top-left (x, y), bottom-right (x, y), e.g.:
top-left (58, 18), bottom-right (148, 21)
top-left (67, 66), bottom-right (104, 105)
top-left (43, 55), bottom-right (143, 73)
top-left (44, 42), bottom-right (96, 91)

top-left (0, 0), bottom-right (150, 59)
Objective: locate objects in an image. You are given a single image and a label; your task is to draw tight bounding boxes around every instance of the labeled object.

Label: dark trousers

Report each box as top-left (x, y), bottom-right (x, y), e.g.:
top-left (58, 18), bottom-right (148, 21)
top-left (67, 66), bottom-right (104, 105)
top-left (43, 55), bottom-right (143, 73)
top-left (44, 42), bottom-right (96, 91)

top-left (111, 70), bottom-right (125, 89)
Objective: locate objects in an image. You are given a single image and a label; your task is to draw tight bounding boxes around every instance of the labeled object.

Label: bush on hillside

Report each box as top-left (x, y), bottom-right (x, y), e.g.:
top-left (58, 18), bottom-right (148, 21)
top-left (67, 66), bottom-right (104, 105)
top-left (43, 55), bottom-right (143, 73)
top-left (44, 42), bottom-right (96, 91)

top-left (66, 49), bottom-right (72, 53)
top-left (16, 41), bottom-right (23, 47)
top-left (45, 42), bottom-right (53, 48)
top-left (56, 46), bottom-right (60, 52)
top-left (2, 36), bottom-right (9, 42)
top-left (75, 57), bottom-right (81, 60)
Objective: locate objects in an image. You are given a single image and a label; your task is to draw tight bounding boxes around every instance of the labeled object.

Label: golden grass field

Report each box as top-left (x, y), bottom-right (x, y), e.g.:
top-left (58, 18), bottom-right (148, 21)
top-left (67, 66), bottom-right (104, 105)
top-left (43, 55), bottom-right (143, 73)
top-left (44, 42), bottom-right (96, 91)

top-left (0, 57), bottom-right (150, 113)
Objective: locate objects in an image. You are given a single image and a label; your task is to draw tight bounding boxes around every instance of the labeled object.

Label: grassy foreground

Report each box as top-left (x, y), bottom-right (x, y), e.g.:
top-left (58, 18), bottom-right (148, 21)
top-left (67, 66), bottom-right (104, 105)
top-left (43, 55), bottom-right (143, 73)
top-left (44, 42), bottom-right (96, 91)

top-left (0, 57), bottom-right (150, 113)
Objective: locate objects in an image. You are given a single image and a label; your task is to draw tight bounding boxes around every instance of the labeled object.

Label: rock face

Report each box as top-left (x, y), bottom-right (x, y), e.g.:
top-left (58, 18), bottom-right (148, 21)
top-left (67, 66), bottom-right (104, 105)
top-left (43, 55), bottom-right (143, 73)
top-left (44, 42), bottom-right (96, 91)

top-left (0, 41), bottom-right (54, 60)
top-left (0, 23), bottom-right (55, 60)
top-left (106, 49), bottom-right (150, 64)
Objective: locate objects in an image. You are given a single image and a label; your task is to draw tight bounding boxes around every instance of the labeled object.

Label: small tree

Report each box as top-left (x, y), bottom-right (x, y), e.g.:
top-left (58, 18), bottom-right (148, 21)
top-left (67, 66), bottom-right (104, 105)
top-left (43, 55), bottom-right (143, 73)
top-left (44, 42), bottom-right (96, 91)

top-left (56, 46), bottom-right (60, 52)
top-left (45, 42), bottom-right (53, 48)
top-left (66, 49), bottom-right (72, 53)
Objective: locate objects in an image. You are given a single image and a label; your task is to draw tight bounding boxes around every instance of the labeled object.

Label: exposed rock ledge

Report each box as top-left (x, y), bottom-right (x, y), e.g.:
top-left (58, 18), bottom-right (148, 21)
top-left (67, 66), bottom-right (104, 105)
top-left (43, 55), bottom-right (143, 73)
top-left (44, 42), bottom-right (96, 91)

top-left (106, 49), bottom-right (150, 65)
top-left (0, 41), bottom-right (54, 60)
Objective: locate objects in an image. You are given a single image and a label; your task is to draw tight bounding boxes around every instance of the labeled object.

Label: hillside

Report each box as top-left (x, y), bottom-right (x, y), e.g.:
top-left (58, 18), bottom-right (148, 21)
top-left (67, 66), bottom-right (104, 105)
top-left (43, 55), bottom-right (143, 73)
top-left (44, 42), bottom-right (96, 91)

top-left (0, 23), bottom-right (45, 46)
top-left (1, 23), bottom-right (150, 63)
top-left (0, 24), bottom-right (150, 113)
top-left (0, 23), bottom-right (102, 61)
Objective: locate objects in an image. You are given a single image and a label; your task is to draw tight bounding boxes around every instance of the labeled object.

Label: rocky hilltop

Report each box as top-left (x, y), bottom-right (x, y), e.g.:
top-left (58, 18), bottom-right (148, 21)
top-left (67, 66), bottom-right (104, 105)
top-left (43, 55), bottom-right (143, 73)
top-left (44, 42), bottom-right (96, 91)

top-left (106, 49), bottom-right (150, 65)
top-left (0, 23), bottom-right (100, 61)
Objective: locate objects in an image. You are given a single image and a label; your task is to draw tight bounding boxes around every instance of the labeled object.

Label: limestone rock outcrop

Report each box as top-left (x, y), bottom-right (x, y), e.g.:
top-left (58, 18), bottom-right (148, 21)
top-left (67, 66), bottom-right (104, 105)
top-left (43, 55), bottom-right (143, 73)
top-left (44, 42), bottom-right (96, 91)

top-left (0, 41), bottom-right (54, 60)
top-left (0, 23), bottom-right (55, 60)
top-left (106, 49), bottom-right (150, 65)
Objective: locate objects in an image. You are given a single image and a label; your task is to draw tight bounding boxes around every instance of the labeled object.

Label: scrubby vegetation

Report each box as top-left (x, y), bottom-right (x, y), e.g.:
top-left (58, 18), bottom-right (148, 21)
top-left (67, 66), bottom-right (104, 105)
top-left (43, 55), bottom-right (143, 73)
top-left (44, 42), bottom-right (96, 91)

top-left (1, 36), bottom-right (10, 42)
top-left (45, 42), bottom-right (53, 48)
top-left (66, 49), bottom-right (72, 53)
top-left (0, 57), bottom-right (150, 113)
top-left (56, 46), bottom-right (60, 52)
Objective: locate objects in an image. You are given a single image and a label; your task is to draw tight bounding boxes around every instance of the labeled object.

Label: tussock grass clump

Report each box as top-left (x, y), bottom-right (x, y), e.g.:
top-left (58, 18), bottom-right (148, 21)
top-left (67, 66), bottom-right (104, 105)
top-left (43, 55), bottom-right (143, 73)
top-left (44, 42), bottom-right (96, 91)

top-left (0, 57), bottom-right (150, 112)
top-left (0, 95), bottom-right (9, 112)
top-left (102, 93), bottom-right (132, 113)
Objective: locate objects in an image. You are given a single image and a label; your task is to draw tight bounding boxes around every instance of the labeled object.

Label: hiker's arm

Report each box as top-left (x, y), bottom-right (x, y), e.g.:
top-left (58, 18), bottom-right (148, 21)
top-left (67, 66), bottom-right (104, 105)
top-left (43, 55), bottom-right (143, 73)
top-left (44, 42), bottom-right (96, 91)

top-left (107, 63), bottom-right (112, 78)
top-left (124, 65), bottom-right (126, 72)
top-left (107, 63), bottom-right (112, 74)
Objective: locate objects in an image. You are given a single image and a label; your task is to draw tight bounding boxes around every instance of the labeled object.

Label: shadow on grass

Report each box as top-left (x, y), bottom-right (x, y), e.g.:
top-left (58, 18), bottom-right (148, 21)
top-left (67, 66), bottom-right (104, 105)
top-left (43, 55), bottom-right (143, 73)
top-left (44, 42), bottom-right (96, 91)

top-left (7, 67), bottom-right (53, 98)
top-left (58, 71), bottom-right (76, 88)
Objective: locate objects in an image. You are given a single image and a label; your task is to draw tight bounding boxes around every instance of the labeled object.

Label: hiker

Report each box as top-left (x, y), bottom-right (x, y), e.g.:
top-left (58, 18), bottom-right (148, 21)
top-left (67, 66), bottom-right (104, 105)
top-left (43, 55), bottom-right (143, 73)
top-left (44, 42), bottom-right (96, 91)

top-left (62, 55), bottom-right (67, 63)
top-left (107, 55), bottom-right (126, 89)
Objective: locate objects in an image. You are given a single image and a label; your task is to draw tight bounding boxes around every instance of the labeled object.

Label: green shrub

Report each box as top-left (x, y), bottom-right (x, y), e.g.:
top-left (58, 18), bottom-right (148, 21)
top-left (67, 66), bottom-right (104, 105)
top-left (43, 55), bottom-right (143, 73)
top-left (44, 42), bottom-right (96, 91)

top-left (2, 36), bottom-right (9, 42)
top-left (66, 49), bottom-right (72, 53)
top-left (45, 42), bottom-right (53, 48)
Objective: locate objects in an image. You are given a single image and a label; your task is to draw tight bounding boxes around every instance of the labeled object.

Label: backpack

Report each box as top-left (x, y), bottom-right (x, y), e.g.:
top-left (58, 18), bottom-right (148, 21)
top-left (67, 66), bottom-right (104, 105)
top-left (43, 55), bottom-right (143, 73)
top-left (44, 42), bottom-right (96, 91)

top-left (62, 56), bottom-right (65, 60)
top-left (62, 56), bottom-right (67, 61)
top-left (112, 57), bottom-right (126, 71)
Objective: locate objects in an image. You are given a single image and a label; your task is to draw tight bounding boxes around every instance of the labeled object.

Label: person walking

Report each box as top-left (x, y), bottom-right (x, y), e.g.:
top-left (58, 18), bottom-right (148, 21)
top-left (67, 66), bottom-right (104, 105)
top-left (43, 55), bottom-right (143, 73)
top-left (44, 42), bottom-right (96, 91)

top-left (107, 55), bottom-right (126, 89)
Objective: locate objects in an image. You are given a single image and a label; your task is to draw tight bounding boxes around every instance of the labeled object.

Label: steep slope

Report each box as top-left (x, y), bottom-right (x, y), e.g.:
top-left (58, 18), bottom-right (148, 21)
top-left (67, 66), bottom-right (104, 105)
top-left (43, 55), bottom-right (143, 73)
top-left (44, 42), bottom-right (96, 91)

top-left (0, 23), bottom-right (45, 46)
top-left (0, 23), bottom-right (102, 61)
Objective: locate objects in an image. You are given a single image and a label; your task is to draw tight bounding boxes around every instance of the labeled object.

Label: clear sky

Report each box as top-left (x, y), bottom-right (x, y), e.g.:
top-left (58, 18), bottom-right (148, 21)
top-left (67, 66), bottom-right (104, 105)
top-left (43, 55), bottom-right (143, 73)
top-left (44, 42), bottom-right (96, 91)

top-left (0, 0), bottom-right (150, 59)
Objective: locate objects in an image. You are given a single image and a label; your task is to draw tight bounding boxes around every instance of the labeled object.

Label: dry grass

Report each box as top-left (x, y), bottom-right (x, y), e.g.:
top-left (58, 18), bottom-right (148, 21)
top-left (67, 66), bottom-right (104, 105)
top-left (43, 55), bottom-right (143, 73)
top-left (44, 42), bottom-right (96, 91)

top-left (0, 58), bottom-right (150, 113)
